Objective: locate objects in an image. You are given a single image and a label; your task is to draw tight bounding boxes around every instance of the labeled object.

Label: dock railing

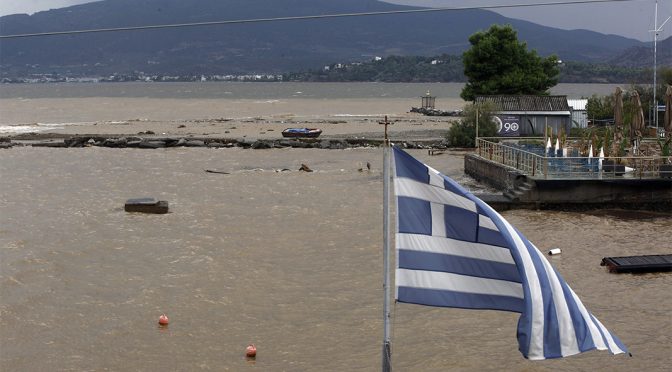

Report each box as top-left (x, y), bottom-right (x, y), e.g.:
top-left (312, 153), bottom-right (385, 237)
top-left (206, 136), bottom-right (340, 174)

top-left (476, 138), bottom-right (669, 180)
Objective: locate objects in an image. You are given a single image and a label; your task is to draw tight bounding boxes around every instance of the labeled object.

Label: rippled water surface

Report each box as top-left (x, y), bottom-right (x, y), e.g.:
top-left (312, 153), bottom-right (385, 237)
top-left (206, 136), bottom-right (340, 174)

top-left (1, 148), bottom-right (670, 371)
top-left (0, 82), bottom-right (622, 100)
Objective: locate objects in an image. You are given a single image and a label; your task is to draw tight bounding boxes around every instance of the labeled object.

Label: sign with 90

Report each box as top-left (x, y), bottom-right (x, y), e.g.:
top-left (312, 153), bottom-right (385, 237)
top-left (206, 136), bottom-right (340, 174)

top-left (494, 115), bottom-right (520, 137)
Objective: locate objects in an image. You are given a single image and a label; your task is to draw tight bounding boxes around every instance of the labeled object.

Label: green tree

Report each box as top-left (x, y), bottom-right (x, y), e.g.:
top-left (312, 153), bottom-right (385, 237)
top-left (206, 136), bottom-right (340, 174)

top-left (586, 94), bottom-right (615, 121)
top-left (446, 102), bottom-right (498, 147)
top-left (660, 67), bottom-right (672, 86)
top-left (461, 25), bottom-right (560, 101)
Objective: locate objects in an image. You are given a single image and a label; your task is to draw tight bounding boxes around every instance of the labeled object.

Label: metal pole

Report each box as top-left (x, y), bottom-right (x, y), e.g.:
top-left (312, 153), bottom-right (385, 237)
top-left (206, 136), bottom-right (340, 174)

top-left (650, 0), bottom-right (671, 131)
top-left (381, 118), bottom-right (392, 372)
top-left (475, 108), bottom-right (480, 148)
top-left (654, 0), bottom-right (658, 130)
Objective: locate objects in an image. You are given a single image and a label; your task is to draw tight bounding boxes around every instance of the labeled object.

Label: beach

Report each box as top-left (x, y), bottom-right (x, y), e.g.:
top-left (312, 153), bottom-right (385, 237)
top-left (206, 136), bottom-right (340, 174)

top-left (0, 97), bottom-right (461, 141)
top-left (0, 82), bottom-right (469, 140)
top-left (0, 81), bottom-right (623, 140)
top-left (1, 82), bottom-right (670, 371)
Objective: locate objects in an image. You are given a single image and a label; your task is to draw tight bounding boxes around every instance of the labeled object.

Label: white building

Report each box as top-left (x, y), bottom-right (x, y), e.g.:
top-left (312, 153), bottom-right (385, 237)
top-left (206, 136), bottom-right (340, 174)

top-left (567, 99), bottom-right (588, 128)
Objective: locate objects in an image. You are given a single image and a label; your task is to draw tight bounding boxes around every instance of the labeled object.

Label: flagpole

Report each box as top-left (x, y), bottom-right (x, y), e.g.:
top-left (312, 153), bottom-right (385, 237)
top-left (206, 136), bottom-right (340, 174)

top-left (381, 116), bottom-right (392, 372)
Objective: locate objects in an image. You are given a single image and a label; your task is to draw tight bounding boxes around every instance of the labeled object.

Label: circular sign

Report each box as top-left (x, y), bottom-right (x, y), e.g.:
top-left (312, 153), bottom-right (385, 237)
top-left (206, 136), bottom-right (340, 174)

top-left (507, 122), bottom-right (520, 131)
top-left (493, 116), bottom-right (503, 132)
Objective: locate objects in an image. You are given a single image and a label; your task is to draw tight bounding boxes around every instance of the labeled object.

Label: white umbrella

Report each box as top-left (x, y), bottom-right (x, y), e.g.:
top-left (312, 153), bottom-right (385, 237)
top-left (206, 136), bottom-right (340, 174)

top-left (546, 137), bottom-right (552, 153)
top-left (554, 138), bottom-right (560, 154)
top-left (588, 144), bottom-right (593, 164)
top-left (613, 87), bottom-right (624, 157)
top-left (598, 147), bottom-right (605, 171)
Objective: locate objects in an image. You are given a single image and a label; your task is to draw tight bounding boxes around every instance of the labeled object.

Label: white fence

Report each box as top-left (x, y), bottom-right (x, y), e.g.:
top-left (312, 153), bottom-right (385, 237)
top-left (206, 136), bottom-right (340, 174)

top-left (476, 138), bottom-right (670, 180)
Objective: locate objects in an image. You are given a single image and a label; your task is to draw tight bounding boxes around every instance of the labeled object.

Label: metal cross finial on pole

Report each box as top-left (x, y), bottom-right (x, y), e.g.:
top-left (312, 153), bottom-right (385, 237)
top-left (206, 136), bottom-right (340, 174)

top-left (379, 115), bottom-right (394, 143)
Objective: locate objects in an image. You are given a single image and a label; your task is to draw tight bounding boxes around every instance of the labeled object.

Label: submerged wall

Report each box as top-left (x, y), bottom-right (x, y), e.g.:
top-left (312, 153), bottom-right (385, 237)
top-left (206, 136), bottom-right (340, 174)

top-left (464, 153), bottom-right (525, 191)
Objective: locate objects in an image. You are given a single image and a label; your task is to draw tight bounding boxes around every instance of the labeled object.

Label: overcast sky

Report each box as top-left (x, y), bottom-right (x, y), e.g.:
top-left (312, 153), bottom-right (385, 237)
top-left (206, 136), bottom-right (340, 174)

top-left (0, 0), bottom-right (669, 42)
top-left (388, 0), bottom-right (671, 41)
top-left (0, 1), bottom-right (98, 17)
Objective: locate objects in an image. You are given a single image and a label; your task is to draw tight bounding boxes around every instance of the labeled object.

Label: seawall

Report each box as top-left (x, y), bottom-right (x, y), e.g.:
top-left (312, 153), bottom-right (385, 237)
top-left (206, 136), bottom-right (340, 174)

top-left (465, 153), bottom-right (672, 212)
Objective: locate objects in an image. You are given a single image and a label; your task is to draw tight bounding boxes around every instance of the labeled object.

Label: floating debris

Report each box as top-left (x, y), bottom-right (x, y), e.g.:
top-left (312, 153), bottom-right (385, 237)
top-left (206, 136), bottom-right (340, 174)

top-left (299, 164), bottom-right (313, 172)
top-left (205, 169), bottom-right (230, 175)
top-left (601, 254), bottom-right (672, 273)
top-left (548, 248), bottom-right (562, 256)
top-left (245, 344), bottom-right (257, 358)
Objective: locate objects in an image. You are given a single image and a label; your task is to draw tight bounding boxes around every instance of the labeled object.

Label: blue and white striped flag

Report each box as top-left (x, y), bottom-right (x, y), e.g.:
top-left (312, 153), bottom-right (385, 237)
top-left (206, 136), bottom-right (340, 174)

top-left (392, 146), bottom-right (626, 360)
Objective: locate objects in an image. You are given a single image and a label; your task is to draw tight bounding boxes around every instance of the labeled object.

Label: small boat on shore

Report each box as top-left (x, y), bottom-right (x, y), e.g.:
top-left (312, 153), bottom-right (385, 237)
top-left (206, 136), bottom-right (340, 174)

top-left (281, 128), bottom-right (322, 138)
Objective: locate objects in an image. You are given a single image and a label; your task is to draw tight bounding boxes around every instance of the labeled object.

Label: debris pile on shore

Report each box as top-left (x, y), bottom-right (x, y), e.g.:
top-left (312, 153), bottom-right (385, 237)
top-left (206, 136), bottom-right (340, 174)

top-left (410, 107), bottom-right (463, 117)
top-left (0, 135), bottom-right (449, 150)
top-left (0, 137), bottom-right (12, 149)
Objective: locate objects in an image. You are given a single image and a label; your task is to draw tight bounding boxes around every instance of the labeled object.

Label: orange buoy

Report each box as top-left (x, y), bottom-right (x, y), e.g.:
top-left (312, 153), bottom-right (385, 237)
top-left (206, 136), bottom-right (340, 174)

top-left (245, 344), bottom-right (257, 358)
top-left (158, 314), bottom-right (169, 326)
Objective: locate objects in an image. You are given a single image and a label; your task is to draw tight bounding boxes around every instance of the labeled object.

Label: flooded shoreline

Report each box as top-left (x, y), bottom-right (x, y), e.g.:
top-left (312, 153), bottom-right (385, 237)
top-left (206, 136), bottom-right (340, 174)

top-left (1, 83), bottom-right (670, 370)
top-left (1, 147), bottom-right (670, 371)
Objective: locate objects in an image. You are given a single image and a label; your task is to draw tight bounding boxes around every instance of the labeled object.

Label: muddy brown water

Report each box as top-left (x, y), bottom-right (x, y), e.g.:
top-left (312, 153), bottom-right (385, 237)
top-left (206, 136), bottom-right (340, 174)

top-left (1, 147), bottom-right (670, 371)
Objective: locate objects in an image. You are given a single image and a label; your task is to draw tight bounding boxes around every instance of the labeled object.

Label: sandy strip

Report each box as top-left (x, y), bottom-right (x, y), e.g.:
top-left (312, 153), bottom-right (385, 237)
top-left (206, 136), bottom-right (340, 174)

top-left (0, 97), bottom-right (465, 139)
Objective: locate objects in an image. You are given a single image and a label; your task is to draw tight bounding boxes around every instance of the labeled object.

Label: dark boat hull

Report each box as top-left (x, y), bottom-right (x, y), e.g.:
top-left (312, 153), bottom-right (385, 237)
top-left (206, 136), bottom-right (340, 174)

top-left (281, 128), bottom-right (322, 138)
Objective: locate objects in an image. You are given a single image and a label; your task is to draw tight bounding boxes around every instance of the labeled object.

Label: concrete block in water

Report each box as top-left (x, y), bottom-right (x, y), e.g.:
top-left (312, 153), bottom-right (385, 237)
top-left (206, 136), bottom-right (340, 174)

top-left (124, 198), bottom-right (169, 214)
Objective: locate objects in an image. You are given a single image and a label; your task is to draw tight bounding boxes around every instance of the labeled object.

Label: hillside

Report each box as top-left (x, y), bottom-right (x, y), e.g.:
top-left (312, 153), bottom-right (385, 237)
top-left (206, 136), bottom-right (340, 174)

top-left (608, 36), bottom-right (672, 67)
top-left (0, 0), bottom-right (647, 78)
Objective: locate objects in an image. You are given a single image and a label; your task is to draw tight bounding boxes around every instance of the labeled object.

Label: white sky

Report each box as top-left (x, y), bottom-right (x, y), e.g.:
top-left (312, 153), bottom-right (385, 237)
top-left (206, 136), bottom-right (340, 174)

top-left (0, 0), bottom-right (670, 42)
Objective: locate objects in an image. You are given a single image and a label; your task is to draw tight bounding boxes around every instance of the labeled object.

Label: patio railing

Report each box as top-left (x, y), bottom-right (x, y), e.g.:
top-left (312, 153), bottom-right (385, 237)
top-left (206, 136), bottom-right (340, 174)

top-left (476, 138), bottom-right (670, 180)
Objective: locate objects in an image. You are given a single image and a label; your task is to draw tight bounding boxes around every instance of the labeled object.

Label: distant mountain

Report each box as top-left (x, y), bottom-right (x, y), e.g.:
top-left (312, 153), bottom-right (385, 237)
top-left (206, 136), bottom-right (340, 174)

top-left (608, 36), bottom-right (672, 68)
top-left (0, 0), bottom-right (648, 78)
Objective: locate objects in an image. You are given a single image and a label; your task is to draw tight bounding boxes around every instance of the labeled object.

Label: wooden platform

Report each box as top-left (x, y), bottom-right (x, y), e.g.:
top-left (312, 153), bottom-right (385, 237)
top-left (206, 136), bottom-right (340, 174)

top-left (601, 254), bottom-right (672, 273)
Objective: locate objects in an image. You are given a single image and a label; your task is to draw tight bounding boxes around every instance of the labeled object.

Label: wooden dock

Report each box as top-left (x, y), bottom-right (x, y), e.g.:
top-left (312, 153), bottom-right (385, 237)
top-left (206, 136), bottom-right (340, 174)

top-left (601, 254), bottom-right (672, 273)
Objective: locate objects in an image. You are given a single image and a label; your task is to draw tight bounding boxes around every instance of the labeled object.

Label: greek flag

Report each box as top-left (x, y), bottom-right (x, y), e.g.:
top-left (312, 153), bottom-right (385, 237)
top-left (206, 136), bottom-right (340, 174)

top-left (392, 146), bottom-right (626, 360)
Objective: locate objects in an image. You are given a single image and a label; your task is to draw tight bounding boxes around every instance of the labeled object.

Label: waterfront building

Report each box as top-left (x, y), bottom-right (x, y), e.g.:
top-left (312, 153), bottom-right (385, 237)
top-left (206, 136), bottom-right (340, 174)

top-left (476, 95), bottom-right (571, 137)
